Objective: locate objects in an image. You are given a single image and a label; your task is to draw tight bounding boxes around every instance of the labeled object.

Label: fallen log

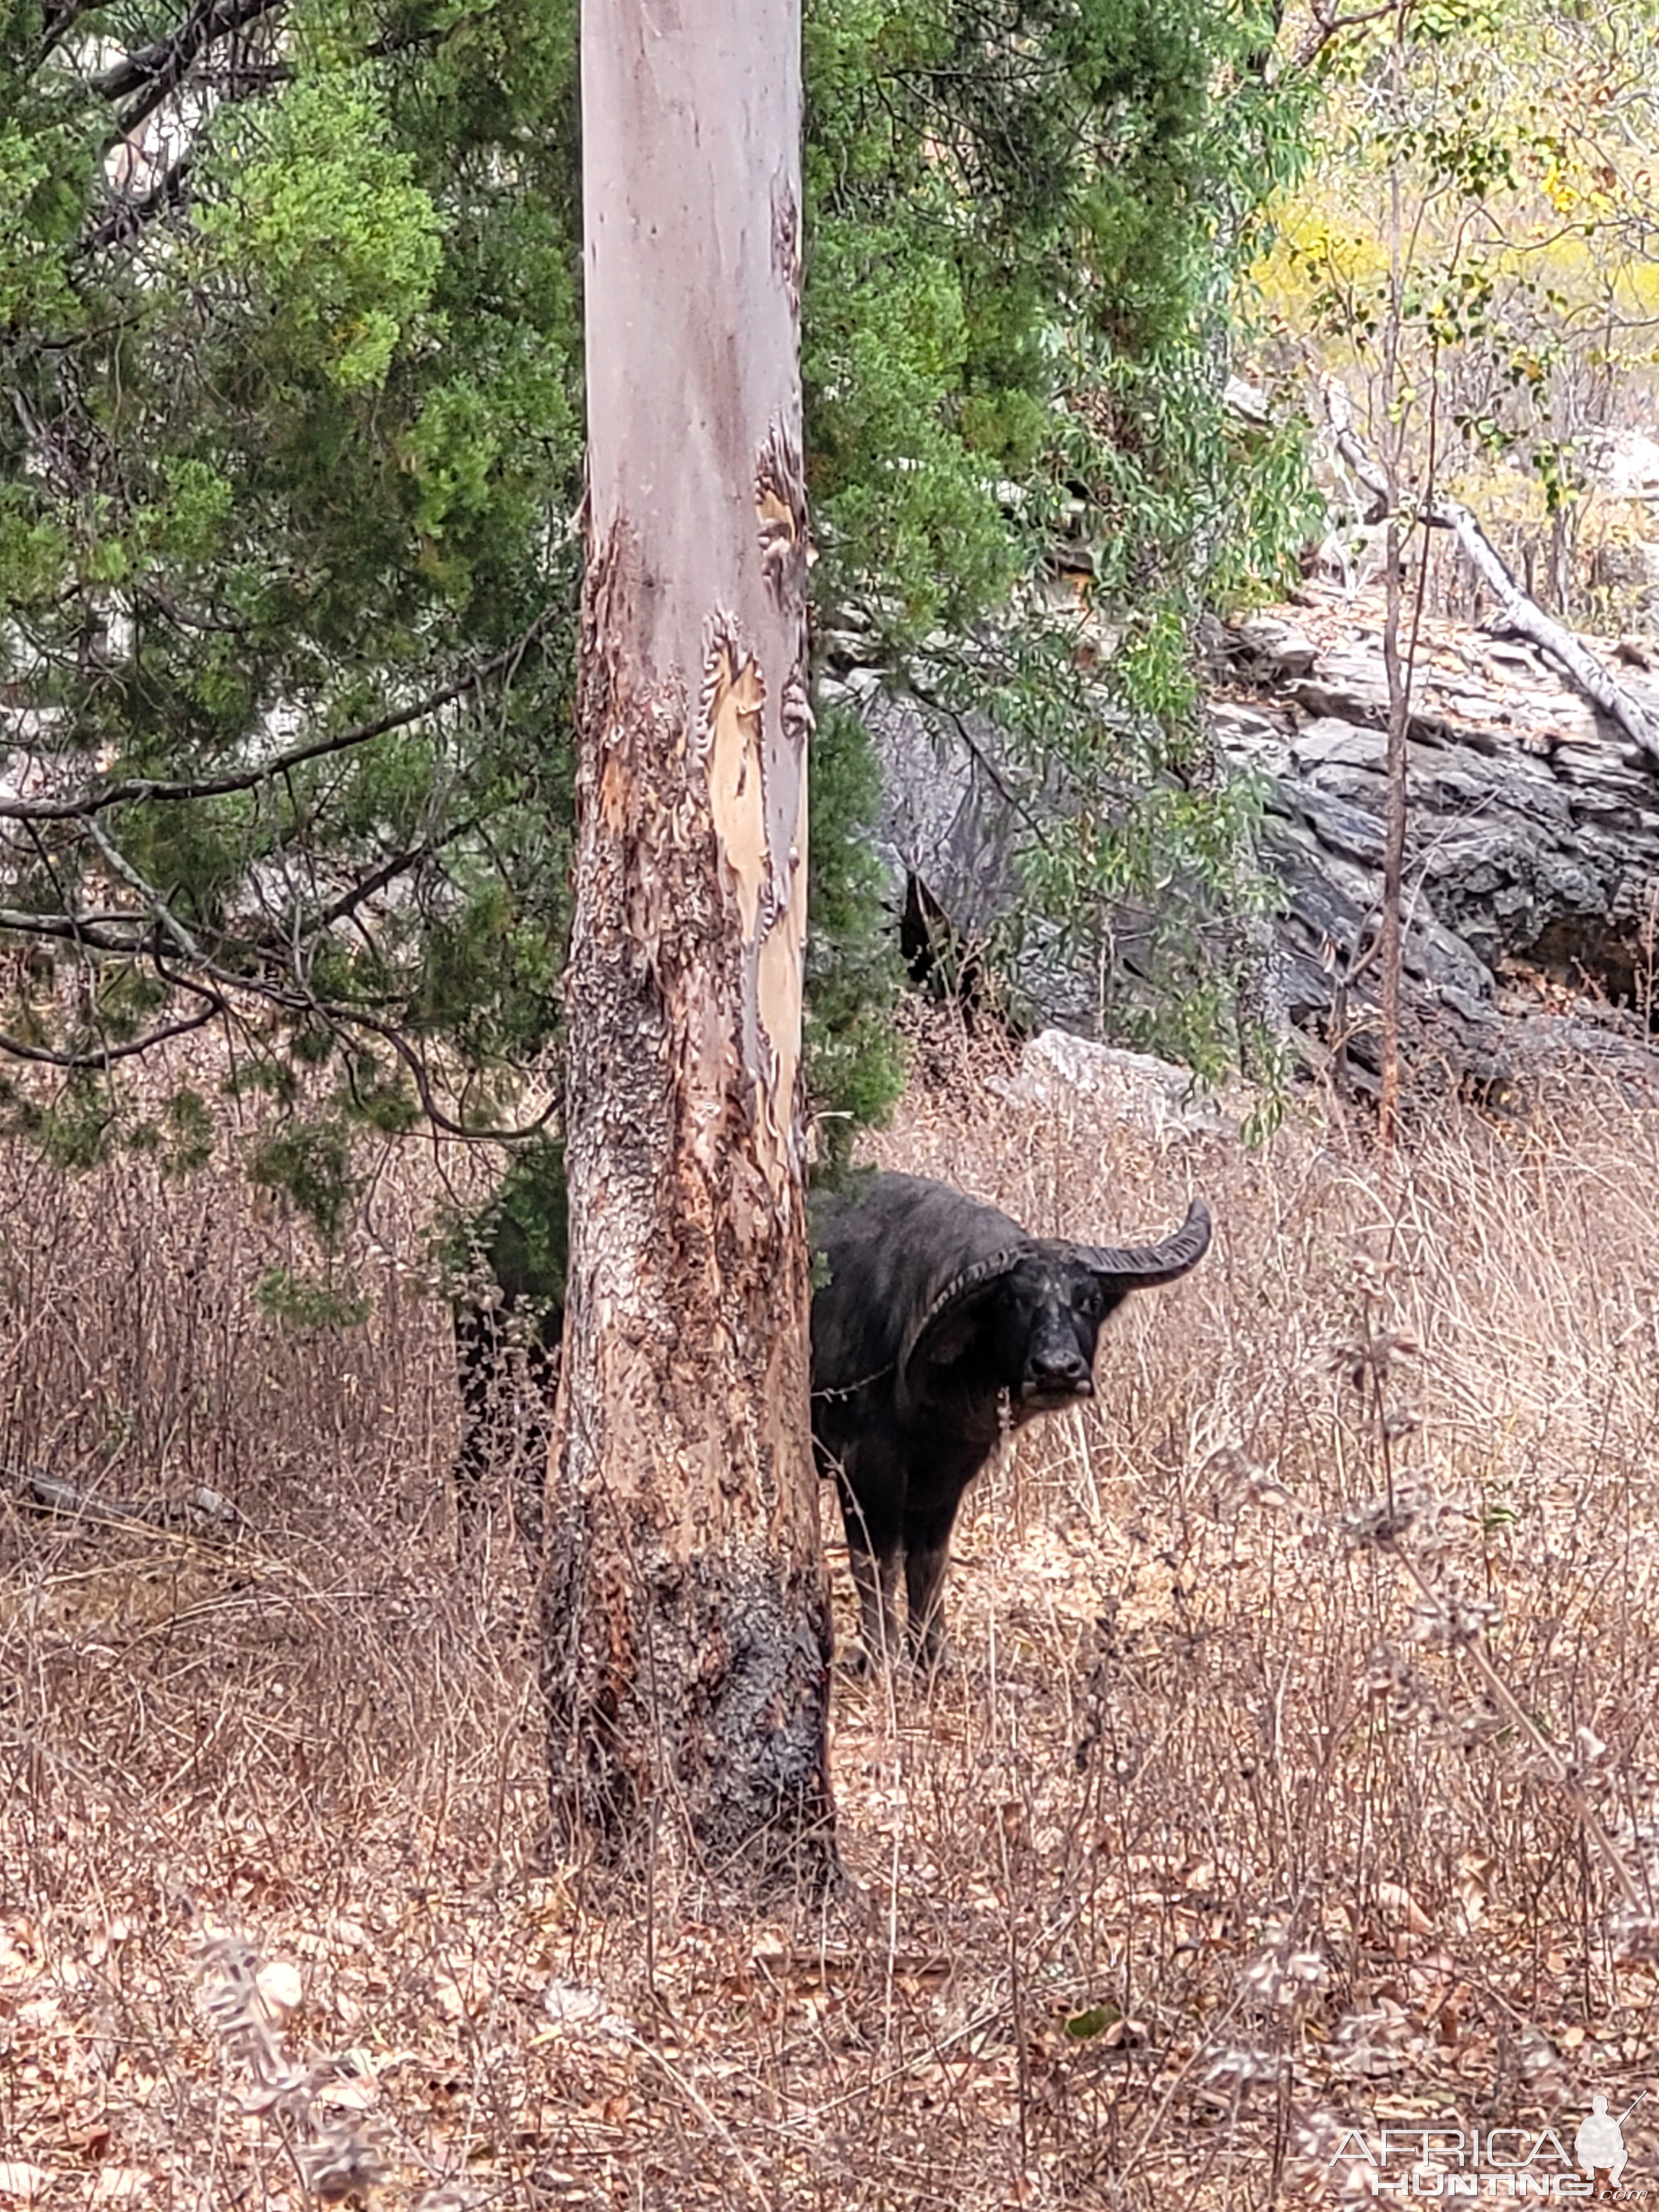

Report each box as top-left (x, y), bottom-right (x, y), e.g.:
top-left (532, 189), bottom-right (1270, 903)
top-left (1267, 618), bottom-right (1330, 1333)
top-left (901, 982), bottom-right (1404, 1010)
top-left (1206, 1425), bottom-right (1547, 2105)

top-left (2, 1459), bottom-right (244, 1535)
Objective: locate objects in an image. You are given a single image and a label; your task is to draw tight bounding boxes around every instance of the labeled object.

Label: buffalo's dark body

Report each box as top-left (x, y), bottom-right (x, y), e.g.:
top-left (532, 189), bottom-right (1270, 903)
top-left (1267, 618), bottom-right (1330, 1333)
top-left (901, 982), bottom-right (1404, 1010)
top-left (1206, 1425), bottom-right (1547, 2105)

top-left (452, 1165), bottom-right (1209, 1667)
top-left (453, 1197), bottom-right (565, 1543)
top-left (810, 1172), bottom-right (1210, 1669)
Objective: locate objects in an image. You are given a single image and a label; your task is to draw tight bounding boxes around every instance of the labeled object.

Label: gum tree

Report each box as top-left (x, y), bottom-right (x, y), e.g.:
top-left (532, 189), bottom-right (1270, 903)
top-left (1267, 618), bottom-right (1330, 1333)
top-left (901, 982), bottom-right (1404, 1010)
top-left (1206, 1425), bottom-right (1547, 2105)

top-left (541, 0), bottom-right (835, 1884)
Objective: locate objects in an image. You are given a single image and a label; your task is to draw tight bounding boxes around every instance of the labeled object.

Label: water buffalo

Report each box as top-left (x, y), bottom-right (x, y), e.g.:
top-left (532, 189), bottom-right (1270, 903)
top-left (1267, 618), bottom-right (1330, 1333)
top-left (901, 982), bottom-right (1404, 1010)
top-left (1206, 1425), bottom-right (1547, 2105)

top-left (811, 1173), bottom-right (1211, 1672)
top-left (450, 1160), bottom-right (1210, 1670)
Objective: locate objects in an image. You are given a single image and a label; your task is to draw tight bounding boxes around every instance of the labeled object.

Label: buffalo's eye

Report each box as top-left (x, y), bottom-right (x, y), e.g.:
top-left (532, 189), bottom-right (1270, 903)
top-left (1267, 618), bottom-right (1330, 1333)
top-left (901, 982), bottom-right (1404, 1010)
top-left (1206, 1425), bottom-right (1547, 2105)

top-left (1073, 1284), bottom-right (1102, 1317)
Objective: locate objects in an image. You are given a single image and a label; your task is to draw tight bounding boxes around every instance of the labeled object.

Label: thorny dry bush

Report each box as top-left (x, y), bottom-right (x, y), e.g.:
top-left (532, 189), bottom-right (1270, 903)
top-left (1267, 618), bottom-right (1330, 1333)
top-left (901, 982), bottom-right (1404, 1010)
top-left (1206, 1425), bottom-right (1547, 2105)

top-left (2, 1019), bottom-right (1658, 2210)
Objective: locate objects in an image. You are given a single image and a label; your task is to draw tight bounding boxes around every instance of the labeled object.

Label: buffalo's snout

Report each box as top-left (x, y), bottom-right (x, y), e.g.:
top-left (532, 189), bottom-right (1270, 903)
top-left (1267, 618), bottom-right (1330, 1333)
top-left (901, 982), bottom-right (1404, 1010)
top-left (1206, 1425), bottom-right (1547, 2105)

top-left (1022, 1340), bottom-right (1093, 1400)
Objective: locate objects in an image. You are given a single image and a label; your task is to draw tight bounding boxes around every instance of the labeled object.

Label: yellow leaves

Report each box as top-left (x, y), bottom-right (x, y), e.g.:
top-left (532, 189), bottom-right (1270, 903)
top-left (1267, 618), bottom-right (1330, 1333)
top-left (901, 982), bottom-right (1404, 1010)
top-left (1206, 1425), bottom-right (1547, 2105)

top-left (1541, 160), bottom-right (1579, 215)
top-left (1612, 256), bottom-right (1659, 322)
top-left (1251, 196), bottom-right (1390, 328)
top-left (1539, 150), bottom-right (1624, 222)
top-left (1259, 14), bottom-right (1658, 373)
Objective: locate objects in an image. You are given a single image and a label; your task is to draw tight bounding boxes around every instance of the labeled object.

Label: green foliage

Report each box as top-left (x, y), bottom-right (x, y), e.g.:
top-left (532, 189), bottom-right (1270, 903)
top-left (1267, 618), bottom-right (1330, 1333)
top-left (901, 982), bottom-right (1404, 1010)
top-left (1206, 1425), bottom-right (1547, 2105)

top-left (1237, 1035), bottom-right (1292, 1147)
top-left (194, 72), bottom-right (445, 396)
top-left (803, 0), bottom-right (1273, 642)
top-left (256, 1268), bottom-right (372, 1331)
top-left (805, 0), bottom-right (1317, 1063)
top-left (165, 1088), bottom-right (217, 1175)
top-left (4, 1076), bottom-right (118, 1171)
top-left (804, 702), bottom-right (907, 1172)
top-left (439, 1134), bottom-right (568, 1310)
top-left (1, 0), bottom-right (585, 1173)
top-left (125, 1088), bottom-right (217, 1176)
top-left (2, 0), bottom-right (1313, 1239)
top-left (249, 1117), bottom-right (356, 1246)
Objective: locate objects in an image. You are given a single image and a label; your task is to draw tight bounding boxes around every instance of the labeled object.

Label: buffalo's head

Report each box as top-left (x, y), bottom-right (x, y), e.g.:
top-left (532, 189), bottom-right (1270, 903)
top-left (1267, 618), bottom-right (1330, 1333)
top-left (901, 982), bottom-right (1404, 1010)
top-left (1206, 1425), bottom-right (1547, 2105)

top-left (896, 1199), bottom-right (1212, 1418)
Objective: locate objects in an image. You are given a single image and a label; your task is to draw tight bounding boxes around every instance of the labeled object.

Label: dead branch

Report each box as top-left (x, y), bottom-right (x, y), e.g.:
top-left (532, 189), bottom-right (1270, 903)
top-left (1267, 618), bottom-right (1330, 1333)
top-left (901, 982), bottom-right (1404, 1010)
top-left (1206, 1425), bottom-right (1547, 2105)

top-left (0, 629), bottom-right (541, 825)
top-left (1322, 380), bottom-right (1659, 766)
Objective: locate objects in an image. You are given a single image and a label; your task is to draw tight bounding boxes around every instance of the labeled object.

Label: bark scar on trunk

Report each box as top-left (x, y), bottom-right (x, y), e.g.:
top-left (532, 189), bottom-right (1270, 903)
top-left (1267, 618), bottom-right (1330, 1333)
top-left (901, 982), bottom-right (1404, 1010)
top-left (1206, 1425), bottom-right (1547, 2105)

top-left (702, 618), bottom-right (769, 939)
top-left (755, 417), bottom-right (811, 608)
top-left (755, 772), bottom-right (808, 1193)
top-left (770, 174), bottom-right (802, 320)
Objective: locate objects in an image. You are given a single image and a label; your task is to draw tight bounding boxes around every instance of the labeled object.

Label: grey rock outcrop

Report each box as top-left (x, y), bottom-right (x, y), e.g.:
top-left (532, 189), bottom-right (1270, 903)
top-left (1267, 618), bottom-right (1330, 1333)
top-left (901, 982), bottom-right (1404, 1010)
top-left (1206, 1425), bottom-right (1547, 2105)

top-left (845, 597), bottom-right (1659, 1097)
top-left (1222, 602), bottom-right (1659, 1092)
top-left (836, 669), bottom-right (1118, 1030)
top-left (985, 1031), bottom-right (1237, 1141)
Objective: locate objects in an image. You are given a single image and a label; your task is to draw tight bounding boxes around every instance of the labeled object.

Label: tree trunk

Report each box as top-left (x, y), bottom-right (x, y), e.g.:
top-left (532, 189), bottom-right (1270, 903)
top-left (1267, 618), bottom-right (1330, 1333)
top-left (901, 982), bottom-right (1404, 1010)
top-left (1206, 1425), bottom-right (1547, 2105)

top-left (1376, 516), bottom-right (1408, 1150)
top-left (544, 0), bottom-right (834, 1888)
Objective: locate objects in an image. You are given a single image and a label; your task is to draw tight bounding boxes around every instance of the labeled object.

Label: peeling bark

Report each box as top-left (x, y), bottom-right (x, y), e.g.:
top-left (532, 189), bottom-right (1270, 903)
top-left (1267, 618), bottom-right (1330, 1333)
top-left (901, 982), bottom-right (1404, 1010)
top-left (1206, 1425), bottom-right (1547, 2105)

top-left (545, 0), bottom-right (833, 1890)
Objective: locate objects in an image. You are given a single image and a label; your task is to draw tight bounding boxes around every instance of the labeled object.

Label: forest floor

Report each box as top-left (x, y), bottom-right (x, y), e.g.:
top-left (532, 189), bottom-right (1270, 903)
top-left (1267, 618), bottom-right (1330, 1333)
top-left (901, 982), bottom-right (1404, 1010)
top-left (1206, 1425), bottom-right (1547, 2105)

top-left (3, 1012), bottom-right (1658, 2209)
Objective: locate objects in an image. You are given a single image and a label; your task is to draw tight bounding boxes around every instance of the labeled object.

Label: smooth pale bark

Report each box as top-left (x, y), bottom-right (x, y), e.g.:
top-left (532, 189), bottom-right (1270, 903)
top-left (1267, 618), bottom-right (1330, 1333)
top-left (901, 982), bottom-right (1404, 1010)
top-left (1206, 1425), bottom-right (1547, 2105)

top-left (544, 0), bottom-right (834, 1887)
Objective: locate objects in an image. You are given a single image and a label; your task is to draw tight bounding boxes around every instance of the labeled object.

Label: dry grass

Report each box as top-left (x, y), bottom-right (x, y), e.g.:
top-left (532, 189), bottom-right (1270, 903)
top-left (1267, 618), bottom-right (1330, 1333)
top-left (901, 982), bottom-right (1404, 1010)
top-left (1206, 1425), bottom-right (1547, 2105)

top-left (3, 1019), bottom-right (1658, 2209)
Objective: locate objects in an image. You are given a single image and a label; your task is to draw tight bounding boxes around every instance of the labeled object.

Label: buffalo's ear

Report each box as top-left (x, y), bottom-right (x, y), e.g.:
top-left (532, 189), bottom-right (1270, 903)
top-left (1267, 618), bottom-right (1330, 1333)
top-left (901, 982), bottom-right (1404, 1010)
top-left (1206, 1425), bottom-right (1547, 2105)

top-left (1080, 1198), bottom-right (1211, 1292)
top-left (898, 1250), bottom-right (1022, 1394)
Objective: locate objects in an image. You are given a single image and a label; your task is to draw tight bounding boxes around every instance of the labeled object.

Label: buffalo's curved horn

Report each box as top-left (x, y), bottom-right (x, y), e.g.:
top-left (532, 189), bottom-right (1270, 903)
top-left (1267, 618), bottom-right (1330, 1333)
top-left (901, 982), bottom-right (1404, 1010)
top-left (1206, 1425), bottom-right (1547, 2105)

top-left (897, 1247), bottom-right (1024, 1396)
top-left (1079, 1197), bottom-right (1212, 1284)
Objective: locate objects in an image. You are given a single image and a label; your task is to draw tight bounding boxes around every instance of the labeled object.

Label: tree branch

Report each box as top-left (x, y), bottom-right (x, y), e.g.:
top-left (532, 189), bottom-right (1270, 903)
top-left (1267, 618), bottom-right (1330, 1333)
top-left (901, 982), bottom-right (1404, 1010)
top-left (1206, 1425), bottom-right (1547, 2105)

top-left (82, 814), bottom-right (210, 970)
top-left (307, 823), bottom-right (476, 936)
top-left (93, 0), bottom-right (286, 137)
top-left (307, 1002), bottom-right (559, 1143)
top-left (1322, 380), bottom-right (1659, 766)
top-left (83, 155), bottom-right (194, 255)
top-left (0, 633), bottom-right (539, 825)
top-left (0, 1006), bottom-right (218, 1069)
top-left (35, 0), bottom-right (106, 65)
top-left (0, 909), bottom-right (150, 955)
top-left (1, 891), bottom-right (556, 1141)
top-left (1291, 0), bottom-right (1395, 71)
